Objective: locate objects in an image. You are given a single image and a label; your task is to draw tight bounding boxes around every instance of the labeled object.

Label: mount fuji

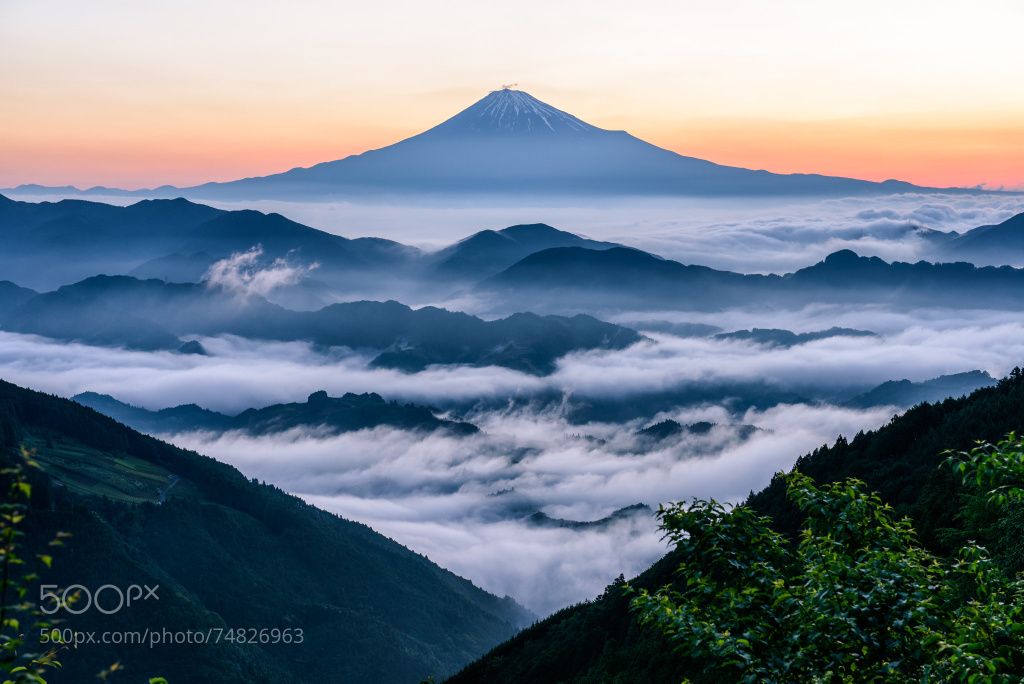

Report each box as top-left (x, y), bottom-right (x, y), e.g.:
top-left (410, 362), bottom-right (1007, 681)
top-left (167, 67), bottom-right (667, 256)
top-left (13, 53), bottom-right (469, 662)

top-left (8, 88), bottom-right (971, 200)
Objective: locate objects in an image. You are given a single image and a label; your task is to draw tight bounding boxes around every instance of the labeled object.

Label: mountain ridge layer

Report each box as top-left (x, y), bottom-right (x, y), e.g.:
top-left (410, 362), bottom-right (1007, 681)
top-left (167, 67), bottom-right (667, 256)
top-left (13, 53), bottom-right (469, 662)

top-left (72, 389), bottom-right (480, 437)
top-left (1, 276), bottom-right (642, 374)
top-left (4, 193), bottom-right (1024, 296)
top-left (478, 245), bottom-right (1024, 312)
top-left (0, 193), bottom-right (625, 291)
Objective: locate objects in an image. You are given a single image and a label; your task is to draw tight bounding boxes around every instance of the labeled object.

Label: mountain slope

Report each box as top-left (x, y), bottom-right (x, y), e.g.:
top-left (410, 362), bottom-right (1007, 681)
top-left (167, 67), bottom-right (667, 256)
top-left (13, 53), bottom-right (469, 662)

top-left (429, 223), bottom-right (626, 281)
top-left (843, 370), bottom-right (996, 409)
top-left (942, 211), bottom-right (1024, 265)
top-left (175, 89), bottom-right (932, 200)
top-left (0, 280), bottom-right (38, 317)
top-left (445, 370), bottom-right (1024, 684)
top-left (0, 196), bottom-right (226, 288)
top-left (0, 378), bottom-right (534, 683)
top-left (0, 194), bottom-right (421, 291)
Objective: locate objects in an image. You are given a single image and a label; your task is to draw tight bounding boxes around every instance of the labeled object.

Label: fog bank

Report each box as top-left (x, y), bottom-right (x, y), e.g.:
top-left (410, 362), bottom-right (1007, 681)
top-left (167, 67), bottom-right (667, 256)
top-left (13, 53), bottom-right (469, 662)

top-left (166, 402), bottom-right (893, 615)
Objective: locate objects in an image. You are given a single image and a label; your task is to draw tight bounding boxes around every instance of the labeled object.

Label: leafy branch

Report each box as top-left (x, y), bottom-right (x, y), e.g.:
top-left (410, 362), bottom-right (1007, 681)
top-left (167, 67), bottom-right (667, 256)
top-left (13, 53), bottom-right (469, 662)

top-left (631, 436), bottom-right (1024, 683)
top-left (0, 447), bottom-right (67, 683)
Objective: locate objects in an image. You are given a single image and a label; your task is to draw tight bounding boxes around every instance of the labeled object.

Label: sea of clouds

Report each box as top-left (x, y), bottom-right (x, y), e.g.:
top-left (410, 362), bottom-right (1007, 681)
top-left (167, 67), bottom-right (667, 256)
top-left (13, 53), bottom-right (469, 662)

top-left (2, 303), bottom-right (1022, 613)
top-left (12, 191), bottom-right (1024, 277)
top-left (2, 305), bottom-right (1021, 412)
top-left (4, 190), bottom-right (1024, 614)
top-left (186, 191), bottom-right (1024, 274)
top-left (166, 403), bottom-right (893, 615)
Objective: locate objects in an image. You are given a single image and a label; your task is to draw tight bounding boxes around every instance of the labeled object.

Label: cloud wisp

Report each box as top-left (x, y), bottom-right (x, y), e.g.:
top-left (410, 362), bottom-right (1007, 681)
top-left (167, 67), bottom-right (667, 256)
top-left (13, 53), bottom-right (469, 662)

top-left (203, 246), bottom-right (317, 297)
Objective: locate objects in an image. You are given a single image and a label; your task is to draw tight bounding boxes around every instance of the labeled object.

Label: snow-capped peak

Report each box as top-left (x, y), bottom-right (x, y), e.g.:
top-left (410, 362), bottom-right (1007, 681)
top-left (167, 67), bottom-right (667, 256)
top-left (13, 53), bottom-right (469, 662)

top-left (424, 88), bottom-right (603, 137)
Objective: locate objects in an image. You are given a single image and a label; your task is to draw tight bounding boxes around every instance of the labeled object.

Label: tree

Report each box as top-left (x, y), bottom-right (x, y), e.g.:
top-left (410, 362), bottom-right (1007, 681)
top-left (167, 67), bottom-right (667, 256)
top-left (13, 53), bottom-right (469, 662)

top-left (630, 435), bottom-right (1024, 683)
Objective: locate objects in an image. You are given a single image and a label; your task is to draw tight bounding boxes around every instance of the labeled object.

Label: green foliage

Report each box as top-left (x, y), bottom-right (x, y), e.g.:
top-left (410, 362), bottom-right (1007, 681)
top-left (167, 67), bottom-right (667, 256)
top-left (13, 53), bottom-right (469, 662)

top-left (0, 449), bottom-right (162, 684)
top-left (447, 369), bottom-right (1024, 684)
top-left (944, 432), bottom-right (1024, 506)
top-left (0, 447), bottom-right (65, 684)
top-left (0, 379), bottom-right (527, 684)
top-left (632, 447), bottom-right (1024, 683)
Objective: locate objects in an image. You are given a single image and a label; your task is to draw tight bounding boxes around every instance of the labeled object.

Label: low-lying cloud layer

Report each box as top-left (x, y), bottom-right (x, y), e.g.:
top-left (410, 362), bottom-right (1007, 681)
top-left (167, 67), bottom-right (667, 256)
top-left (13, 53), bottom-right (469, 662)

top-left (4, 191), bottom-right (1023, 614)
top-left (166, 402), bottom-right (893, 615)
top-left (557, 321), bottom-right (1024, 398)
top-left (1, 302), bottom-right (1019, 613)
top-left (10, 191), bottom-right (1023, 280)
top-left (623, 193), bottom-right (1024, 274)
top-left (2, 305), bottom-right (1019, 414)
top-left (193, 192), bottom-right (1024, 275)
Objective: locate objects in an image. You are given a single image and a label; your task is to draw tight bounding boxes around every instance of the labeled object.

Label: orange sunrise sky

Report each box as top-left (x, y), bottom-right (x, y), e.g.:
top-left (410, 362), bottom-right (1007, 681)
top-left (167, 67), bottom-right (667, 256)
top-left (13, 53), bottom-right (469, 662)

top-left (2, 0), bottom-right (1022, 191)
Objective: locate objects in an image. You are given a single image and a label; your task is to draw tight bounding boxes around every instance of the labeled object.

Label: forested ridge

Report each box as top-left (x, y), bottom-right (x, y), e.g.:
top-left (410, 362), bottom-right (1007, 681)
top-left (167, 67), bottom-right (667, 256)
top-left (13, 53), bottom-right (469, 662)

top-left (447, 369), bottom-right (1024, 683)
top-left (0, 379), bottom-right (533, 684)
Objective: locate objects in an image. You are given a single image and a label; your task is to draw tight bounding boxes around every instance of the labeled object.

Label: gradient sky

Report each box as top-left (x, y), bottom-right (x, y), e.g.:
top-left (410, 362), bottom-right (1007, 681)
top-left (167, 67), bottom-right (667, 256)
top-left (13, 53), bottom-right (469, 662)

top-left (2, 0), bottom-right (1022, 190)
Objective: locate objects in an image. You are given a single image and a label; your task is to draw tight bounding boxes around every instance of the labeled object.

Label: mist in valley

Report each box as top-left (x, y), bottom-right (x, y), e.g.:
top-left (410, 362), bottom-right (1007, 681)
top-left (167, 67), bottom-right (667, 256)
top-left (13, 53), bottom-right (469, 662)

top-left (1, 294), bottom-right (1020, 612)
top-left (4, 190), bottom-right (1024, 614)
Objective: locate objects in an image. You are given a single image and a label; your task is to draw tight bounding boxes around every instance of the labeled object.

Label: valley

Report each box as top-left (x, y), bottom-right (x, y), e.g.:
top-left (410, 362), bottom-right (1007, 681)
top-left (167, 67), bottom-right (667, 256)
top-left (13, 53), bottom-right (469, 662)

top-left (3, 187), bottom-right (1022, 622)
top-left (4, 82), bottom-right (1024, 683)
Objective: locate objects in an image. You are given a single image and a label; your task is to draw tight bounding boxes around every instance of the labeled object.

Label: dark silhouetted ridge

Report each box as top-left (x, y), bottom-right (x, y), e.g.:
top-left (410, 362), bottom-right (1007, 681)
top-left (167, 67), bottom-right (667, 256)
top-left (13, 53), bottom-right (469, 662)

top-left (0, 378), bottom-right (535, 683)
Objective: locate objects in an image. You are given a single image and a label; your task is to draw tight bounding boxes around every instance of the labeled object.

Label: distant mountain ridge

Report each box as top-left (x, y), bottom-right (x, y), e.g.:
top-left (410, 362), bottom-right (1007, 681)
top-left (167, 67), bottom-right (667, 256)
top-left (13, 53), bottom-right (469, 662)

top-left (478, 245), bottom-right (1024, 312)
top-left (73, 389), bottom-right (480, 437)
top-left (8, 194), bottom-right (1024, 369)
top-left (428, 223), bottom-right (628, 281)
top-left (5, 192), bottom-right (1024, 303)
top-left (0, 194), bottom-right (417, 290)
top-left (1, 275), bottom-right (642, 374)
top-left (525, 503), bottom-right (652, 531)
top-left (0, 194), bottom-right (622, 292)
top-left (941, 212), bottom-right (1024, 265)
top-left (4, 89), bottom-right (999, 200)
top-left (844, 370), bottom-right (996, 409)
top-left (714, 327), bottom-right (877, 347)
